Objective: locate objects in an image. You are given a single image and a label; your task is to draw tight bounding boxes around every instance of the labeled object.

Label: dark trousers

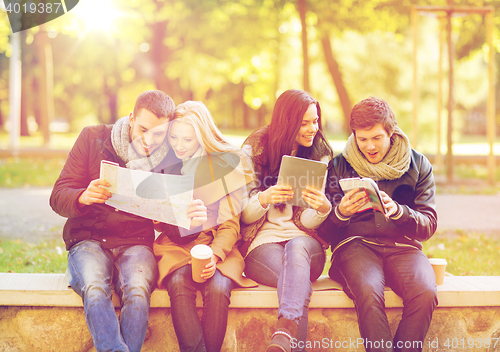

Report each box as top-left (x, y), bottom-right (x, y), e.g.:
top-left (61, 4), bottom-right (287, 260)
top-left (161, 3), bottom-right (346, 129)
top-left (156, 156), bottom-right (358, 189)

top-left (165, 265), bottom-right (233, 352)
top-left (329, 240), bottom-right (438, 352)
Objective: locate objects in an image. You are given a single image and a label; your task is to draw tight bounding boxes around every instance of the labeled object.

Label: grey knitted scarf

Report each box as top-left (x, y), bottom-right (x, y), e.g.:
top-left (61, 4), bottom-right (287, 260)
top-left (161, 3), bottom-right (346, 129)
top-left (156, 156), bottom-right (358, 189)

top-left (111, 116), bottom-right (169, 171)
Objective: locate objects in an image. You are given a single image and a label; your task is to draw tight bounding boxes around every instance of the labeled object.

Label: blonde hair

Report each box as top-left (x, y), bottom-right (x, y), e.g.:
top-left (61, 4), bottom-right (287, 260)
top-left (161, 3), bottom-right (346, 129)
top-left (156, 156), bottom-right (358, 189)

top-left (172, 101), bottom-right (246, 168)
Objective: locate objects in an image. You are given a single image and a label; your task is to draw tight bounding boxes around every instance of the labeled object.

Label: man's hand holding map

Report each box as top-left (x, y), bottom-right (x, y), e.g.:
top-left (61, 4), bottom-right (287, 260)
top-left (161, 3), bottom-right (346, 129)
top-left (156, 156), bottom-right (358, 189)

top-left (100, 160), bottom-right (194, 229)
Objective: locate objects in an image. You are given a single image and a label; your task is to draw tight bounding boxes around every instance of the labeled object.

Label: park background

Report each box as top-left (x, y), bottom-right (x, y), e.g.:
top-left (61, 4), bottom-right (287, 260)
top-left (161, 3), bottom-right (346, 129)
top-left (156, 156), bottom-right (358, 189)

top-left (0, 0), bottom-right (499, 276)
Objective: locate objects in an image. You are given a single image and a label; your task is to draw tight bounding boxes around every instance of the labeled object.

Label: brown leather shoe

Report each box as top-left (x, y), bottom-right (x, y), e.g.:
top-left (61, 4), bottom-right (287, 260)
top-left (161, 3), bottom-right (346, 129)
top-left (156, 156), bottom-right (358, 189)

top-left (266, 318), bottom-right (298, 352)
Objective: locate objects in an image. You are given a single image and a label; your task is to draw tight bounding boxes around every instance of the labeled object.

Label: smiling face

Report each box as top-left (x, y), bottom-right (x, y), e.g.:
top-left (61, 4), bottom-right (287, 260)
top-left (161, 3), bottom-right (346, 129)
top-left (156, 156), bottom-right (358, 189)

top-left (293, 104), bottom-right (319, 151)
top-left (354, 123), bottom-right (393, 164)
top-left (129, 109), bottom-right (169, 156)
top-left (168, 120), bottom-right (201, 160)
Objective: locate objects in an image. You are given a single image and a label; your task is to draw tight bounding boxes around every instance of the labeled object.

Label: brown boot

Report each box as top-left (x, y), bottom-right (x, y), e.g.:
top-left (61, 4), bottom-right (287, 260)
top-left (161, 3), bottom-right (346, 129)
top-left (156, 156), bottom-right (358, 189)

top-left (266, 318), bottom-right (298, 352)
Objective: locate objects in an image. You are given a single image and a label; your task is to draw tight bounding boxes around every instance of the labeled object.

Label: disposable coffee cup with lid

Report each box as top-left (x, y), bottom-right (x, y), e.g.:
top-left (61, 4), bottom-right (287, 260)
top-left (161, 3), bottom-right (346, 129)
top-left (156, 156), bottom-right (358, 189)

top-left (428, 258), bottom-right (447, 285)
top-left (190, 244), bottom-right (213, 283)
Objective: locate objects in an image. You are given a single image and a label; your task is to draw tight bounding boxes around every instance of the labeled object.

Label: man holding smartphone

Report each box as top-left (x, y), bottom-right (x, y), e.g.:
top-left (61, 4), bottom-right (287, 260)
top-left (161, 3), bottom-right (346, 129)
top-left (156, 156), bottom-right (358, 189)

top-left (320, 96), bottom-right (438, 352)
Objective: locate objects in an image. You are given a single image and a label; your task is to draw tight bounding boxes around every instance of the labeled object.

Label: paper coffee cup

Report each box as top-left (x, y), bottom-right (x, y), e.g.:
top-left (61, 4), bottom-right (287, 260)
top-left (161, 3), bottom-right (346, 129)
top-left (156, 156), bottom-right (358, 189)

top-left (190, 244), bottom-right (213, 283)
top-left (428, 258), bottom-right (447, 285)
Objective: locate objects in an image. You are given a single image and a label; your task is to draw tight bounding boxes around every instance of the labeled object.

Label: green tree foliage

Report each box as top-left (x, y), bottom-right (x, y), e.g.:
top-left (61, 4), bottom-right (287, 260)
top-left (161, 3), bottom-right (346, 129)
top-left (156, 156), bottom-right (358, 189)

top-left (0, 0), bottom-right (498, 142)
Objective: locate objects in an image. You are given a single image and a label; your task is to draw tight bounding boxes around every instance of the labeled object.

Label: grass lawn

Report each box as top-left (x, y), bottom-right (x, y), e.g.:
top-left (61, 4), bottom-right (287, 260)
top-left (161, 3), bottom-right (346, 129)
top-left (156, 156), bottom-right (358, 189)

top-left (321, 230), bottom-right (500, 277)
top-left (0, 238), bottom-right (67, 273)
top-left (0, 157), bottom-right (66, 187)
top-left (1, 230), bottom-right (499, 275)
top-left (422, 231), bottom-right (500, 276)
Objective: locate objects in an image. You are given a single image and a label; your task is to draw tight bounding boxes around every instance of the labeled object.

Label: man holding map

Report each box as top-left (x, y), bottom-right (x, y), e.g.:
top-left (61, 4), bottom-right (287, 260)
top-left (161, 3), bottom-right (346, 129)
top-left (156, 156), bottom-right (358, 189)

top-left (320, 97), bottom-right (438, 352)
top-left (50, 90), bottom-right (206, 352)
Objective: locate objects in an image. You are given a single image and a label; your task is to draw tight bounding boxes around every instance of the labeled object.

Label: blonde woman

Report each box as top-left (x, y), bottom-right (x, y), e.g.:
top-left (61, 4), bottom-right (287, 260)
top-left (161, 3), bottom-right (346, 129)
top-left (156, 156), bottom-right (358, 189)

top-left (153, 101), bottom-right (256, 352)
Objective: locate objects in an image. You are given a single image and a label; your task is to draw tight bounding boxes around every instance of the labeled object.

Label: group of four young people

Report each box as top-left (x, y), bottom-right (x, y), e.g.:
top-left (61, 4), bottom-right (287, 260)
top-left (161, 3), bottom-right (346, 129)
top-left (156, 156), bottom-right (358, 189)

top-left (51, 88), bottom-right (437, 352)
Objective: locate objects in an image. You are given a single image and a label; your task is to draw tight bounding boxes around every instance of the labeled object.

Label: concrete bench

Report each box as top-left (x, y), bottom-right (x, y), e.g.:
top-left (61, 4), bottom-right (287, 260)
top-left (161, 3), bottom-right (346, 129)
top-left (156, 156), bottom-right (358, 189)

top-left (1, 273), bottom-right (500, 351)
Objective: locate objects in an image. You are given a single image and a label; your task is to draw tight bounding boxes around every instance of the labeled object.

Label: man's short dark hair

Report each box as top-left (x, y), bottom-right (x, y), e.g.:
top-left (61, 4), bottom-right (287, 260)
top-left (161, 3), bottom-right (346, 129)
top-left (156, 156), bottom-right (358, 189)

top-left (350, 96), bottom-right (397, 135)
top-left (133, 90), bottom-right (175, 120)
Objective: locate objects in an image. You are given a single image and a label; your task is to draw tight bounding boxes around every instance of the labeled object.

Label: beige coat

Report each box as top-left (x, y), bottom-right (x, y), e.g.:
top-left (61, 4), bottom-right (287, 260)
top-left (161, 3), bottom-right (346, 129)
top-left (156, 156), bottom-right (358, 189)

top-left (154, 152), bottom-right (257, 288)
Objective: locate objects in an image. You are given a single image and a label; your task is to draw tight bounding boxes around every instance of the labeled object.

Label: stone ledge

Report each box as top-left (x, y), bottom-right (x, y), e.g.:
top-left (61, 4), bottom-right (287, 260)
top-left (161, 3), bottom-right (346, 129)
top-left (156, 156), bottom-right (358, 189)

top-left (2, 273), bottom-right (500, 352)
top-left (1, 273), bottom-right (500, 309)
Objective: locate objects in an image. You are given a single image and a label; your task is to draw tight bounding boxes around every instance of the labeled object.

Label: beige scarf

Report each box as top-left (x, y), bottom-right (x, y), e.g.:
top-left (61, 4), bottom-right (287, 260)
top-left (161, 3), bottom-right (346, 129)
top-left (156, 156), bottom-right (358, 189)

top-left (342, 126), bottom-right (411, 181)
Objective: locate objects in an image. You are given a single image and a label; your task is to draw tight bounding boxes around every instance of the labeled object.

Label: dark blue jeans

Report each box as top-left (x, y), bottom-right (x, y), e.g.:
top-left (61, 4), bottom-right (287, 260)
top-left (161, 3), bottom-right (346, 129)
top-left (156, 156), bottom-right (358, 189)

top-left (330, 240), bottom-right (438, 352)
top-left (165, 265), bottom-right (233, 352)
top-left (66, 239), bottom-right (157, 352)
top-left (245, 236), bottom-right (325, 351)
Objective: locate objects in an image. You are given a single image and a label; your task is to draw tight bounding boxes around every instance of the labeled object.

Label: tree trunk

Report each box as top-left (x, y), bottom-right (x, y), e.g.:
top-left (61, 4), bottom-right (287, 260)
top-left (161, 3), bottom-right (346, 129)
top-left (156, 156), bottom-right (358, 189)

top-left (150, 18), bottom-right (193, 103)
top-left (20, 31), bottom-right (31, 136)
top-left (108, 91), bottom-right (118, 123)
top-left (20, 73), bottom-right (31, 136)
top-left (258, 104), bottom-right (267, 127)
top-left (32, 77), bottom-right (41, 129)
top-left (0, 100), bottom-right (3, 128)
top-left (321, 33), bottom-right (352, 136)
top-left (103, 76), bottom-right (119, 123)
top-left (446, 11), bottom-right (454, 182)
top-left (239, 82), bottom-right (247, 130)
top-left (151, 17), bottom-right (173, 92)
top-left (35, 25), bottom-right (54, 146)
top-left (297, 0), bottom-right (310, 92)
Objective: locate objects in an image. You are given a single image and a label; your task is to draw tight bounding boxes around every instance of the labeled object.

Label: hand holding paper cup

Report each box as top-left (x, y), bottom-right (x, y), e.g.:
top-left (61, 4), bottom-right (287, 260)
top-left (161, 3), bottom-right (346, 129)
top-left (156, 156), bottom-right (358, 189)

top-left (428, 258), bottom-right (447, 285)
top-left (190, 244), bottom-right (213, 283)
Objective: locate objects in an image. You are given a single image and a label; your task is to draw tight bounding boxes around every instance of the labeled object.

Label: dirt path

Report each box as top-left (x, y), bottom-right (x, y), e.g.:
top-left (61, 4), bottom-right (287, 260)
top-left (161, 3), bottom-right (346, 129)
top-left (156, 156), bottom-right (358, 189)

top-left (0, 188), bottom-right (65, 241)
top-left (435, 194), bottom-right (500, 234)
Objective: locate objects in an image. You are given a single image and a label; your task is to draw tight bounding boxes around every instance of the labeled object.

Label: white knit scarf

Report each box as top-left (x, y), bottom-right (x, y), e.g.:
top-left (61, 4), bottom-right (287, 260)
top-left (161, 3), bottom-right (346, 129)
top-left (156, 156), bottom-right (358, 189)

top-left (342, 126), bottom-right (411, 181)
top-left (111, 116), bottom-right (169, 171)
top-left (180, 146), bottom-right (205, 175)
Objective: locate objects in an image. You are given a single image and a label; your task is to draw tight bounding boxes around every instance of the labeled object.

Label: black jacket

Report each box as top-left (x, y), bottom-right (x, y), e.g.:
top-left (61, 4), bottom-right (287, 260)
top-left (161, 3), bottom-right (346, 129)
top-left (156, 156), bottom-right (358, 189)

top-left (50, 124), bottom-right (179, 250)
top-left (318, 149), bottom-right (437, 254)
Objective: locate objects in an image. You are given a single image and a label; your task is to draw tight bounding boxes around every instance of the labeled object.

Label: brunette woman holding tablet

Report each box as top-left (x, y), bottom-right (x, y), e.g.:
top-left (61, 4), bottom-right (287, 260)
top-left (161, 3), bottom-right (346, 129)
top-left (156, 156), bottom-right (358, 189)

top-left (241, 89), bottom-right (334, 352)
